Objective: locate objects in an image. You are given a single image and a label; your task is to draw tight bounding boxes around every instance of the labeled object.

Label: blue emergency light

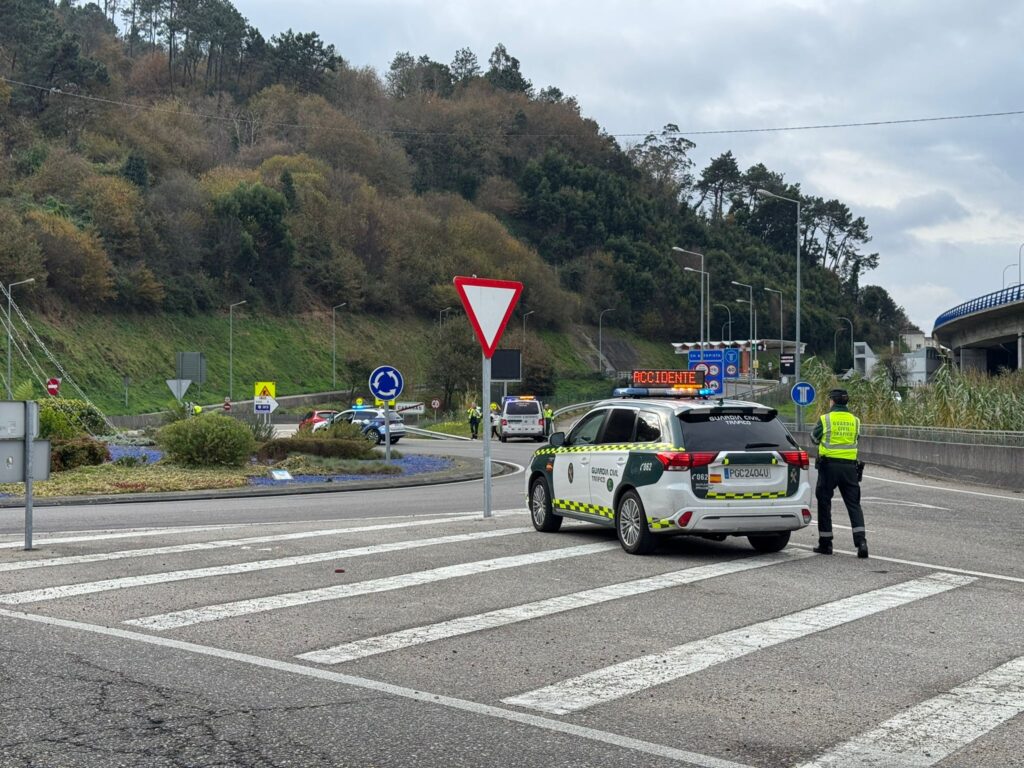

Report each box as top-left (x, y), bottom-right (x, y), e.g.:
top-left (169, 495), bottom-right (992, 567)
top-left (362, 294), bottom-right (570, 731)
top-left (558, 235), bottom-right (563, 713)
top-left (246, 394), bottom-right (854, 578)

top-left (613, 387), bottom-right (715, 399)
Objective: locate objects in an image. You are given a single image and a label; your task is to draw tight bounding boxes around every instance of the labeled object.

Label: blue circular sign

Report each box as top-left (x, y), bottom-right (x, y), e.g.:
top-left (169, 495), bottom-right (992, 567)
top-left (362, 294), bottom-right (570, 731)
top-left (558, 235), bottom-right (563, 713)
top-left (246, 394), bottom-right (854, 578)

top-left (791, 381), bottom-right (816, 406)
top-left (724, 348), bottom-right (740, 365)
top-left (369, 365), bottom-right (404, 401)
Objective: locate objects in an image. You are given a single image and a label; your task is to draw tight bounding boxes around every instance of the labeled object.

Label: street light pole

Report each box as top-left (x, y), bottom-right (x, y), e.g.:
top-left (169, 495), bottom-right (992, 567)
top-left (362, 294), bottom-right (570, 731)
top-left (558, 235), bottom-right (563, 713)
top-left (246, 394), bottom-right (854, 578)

top-left (598, 308), bottom-right (615, 373)
top-left (756, 189), bottom-right (802, 429)
top-left (229, 300), bottom-right (246, 402)
top-left (332, 302), bottom-right (346, 391)
top-left (839, 316), bottom-right (854, 371)
top-left (1003, 263), bottom-right (1017, 289)
top-left (1019, 243), bottom-right (1023, 290)
top-left (673, 247), bottom-right (705, 355)
top-left (714, 303), bottom-right (733, 341)
top-left (732, 281), bottom-right (754, 397)
top-left (522, 310), bottom-right (534, 347)
top-left (438, 306), bottom-right (452, 326)
top-left (764, 287), bottom-right (783, 377)
top-left (6, 278), bottom-right (35, 400)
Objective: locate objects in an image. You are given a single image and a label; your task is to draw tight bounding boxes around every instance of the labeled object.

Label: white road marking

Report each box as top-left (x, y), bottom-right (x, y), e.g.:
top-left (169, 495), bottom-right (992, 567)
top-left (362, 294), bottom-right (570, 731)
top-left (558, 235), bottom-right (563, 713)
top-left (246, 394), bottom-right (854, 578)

top-left (859, 496), bottom-right (949, 510)
top-left (0, 608), bottom-right (754, 768)
top-left (503, 572), bottom-right (975, 715)
top-left (0, 528), bottom-right (532, 605)
top-left (795, 654), bottom-right (1024, 767)
top-left (0, 525), bottom-right (242, 549)
top-left (298, 550), bottom-right (814, 664)
top-left (0, 515), bottom-right (490, 573)
top-left (790, 543), bottom-right (1024, 585)
top-left (125, 543), bottom-right (619, 631)
top-left (864, 474), bottom-right (1024, 502)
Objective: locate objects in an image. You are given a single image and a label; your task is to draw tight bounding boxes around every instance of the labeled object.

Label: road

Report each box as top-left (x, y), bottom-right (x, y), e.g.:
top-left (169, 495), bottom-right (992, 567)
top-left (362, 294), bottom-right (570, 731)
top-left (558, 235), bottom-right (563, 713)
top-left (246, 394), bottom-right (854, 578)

top-left (1, 437), bottom-right (1022, 767)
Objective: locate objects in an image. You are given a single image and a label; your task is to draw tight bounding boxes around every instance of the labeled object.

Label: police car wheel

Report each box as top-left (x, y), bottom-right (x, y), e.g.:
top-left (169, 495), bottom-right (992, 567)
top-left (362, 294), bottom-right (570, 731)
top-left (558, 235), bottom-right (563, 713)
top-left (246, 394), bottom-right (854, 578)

top-left (747, 532), bottom-right (790, 553)
top-left (500, 435), bottom-right (507, 443)
top-left (529, 477), bottom-right (562, 533)
top-left (365, 428), bottom-right (381, 444)
top-left (616, 490), bottom-right (655, 555)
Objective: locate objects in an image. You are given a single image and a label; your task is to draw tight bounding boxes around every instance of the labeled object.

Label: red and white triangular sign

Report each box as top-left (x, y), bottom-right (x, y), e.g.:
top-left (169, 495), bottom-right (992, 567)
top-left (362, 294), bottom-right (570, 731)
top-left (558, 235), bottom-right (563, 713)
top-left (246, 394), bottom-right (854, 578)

top-left (453, 276), bottom-right (523, 358)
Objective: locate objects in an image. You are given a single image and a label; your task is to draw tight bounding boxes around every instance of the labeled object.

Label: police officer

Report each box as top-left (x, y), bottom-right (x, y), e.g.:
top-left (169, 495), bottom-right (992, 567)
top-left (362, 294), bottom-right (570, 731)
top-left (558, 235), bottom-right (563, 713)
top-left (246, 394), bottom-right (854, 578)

top-left (467, 402), bottom-right (481, 439)
top-left (543, 404), bottom-right (554, 436)
top-left (811, 388), bottom-right (868, 558)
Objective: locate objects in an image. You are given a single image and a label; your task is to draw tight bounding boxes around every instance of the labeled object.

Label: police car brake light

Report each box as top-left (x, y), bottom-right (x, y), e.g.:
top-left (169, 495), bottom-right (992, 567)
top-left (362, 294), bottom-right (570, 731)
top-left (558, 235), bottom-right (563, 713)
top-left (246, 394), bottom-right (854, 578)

top-left (677, 511), bottom-right (694, 527)
top-left (780, 450), bottom-right (809, 469)
top-left (656, 451), bottom-right (716, 470)
top-left (801, 509), bottom-right (812, 524)
top-left (612, 387), bottom-right (714, 399)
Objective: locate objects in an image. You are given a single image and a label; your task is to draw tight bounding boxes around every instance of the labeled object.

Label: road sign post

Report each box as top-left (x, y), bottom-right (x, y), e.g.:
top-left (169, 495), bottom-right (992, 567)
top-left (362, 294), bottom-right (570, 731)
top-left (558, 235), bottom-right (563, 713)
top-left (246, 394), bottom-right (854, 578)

top-left (454, 276), bottom-right (523, 519)
top-left (369, 366), bottom-right (404, 463)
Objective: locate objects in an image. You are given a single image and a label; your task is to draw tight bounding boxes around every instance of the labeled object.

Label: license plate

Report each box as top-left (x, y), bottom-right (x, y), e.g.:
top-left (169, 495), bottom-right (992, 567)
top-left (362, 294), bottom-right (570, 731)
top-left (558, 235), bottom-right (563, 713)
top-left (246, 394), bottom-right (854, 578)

top-left (725, 467), bottom-right (772, 480)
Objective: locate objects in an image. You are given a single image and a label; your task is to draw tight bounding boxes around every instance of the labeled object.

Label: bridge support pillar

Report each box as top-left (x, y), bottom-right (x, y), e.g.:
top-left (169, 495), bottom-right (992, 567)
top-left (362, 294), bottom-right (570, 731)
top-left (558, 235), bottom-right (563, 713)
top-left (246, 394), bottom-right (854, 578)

top-left (1018, 333), bottom-right (1023, 370)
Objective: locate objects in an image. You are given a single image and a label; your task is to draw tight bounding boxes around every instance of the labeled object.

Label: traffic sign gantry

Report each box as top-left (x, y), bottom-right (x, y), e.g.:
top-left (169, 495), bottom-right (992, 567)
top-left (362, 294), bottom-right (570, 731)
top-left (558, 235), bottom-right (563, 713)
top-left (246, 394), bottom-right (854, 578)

top-left (453, 276), bottom-right (523, 358)
top-left (791, 381), bottom-right (817, 406)
top-left (369, 366), bottom-right (404, 401)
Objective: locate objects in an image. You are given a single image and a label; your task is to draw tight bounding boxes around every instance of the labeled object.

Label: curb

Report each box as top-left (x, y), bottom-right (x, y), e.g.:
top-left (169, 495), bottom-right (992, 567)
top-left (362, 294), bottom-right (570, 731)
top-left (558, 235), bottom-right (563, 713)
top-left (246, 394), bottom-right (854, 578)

top-left (0, 457), bottom-right (518, 508)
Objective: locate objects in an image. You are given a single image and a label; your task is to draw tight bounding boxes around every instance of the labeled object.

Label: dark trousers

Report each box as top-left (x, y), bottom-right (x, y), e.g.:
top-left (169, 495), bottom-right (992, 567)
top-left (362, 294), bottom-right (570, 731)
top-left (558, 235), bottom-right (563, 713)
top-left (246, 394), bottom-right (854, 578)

top-left (815, 459), bottom-right (867, 545)
top-left (469, 419), bottom-right (479, 439)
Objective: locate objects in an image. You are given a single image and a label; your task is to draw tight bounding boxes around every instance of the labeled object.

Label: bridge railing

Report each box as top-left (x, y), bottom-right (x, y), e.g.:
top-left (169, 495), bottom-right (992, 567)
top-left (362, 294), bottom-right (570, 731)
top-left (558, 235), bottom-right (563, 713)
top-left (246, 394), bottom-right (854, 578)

top-left (933, 283), bottom-right (1023, 329)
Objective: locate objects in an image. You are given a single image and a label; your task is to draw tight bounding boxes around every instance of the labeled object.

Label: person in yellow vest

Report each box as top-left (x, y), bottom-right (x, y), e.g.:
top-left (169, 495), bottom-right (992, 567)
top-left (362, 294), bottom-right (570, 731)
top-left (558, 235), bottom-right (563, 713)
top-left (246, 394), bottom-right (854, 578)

top-left (192, 403), bottom-right (202, 416)
top-left (543, 404), bottom-right (554, 436)
top-left (811, 388), bottom-right (868, 558)
top-left (467, 402), bottom-right (481, 439)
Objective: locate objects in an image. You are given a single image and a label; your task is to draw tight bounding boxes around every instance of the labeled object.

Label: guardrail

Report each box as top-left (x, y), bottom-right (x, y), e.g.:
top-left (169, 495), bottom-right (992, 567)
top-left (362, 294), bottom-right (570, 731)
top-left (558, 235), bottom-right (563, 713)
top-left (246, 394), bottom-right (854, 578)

top-left (785, 422), bottom-right (1024, 448)
top-left (933, 283), bottom-right (1023, 329)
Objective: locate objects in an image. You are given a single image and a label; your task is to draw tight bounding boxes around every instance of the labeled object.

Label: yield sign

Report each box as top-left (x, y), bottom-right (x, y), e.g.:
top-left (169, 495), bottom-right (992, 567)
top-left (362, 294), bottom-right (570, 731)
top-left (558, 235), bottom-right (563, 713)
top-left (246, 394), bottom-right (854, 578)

top-left (453, 276), bottom-right (523, 358)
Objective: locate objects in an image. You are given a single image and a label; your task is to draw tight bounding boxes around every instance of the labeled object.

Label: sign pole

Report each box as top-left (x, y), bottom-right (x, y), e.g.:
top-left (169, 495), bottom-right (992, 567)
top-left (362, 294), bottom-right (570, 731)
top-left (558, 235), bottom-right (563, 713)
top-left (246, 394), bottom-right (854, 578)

top-left (384, 401), bottom-right (392, 463)
top-left (24, 400), bottom-right (34, 551)
top-left (482, 353), bottom-right (492, 519)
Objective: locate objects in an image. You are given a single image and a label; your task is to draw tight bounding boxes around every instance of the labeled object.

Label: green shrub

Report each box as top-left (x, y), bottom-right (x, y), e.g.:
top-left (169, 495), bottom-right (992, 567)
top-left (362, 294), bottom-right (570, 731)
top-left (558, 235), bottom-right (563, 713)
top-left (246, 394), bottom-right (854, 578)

top-left (38, 398), bottom-right (108, 435)
top-left (39, 407), bottom-right (81, 440)
top-left (242, 416), bottom-right (277, 442)
top-left (257, 437), bottom-right (377, 463)
top-left (51, 437), bottom-right (110, 472)
top-left (157, 414), bottom-right (255, 467)
top-left (318, 421), bottom-right (364, 440)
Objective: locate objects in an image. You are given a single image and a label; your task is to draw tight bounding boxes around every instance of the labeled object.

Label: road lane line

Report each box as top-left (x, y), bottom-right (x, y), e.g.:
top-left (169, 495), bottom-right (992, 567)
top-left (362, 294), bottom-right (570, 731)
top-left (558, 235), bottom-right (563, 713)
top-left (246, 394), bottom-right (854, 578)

top-left (0, 528), bottom-right (532, 605)
top-left (125, 543), bottom-right (620, 631)
top-left (298, 550), bottom-right (814, 664)
top-left (0, 608), bottom-right (753, 768)
top-left (0, 525), bottom-right (242, 549)
top-left (789, 544), bottom-right (1024, 584)
top-left (503, 572), bottom-right (975, 715)
top-left (795, 654), bottom-right (1024, 767)
top-left (0, 515), bottom-right (491, 573)
top-left (864, 474), bottom-right (1024, 502)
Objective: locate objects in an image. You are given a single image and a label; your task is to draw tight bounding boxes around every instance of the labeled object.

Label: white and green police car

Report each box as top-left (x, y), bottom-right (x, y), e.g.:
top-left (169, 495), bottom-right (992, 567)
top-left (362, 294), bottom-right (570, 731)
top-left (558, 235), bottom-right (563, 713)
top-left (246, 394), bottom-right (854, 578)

top-left (526, 385), bottom-right (812, 555)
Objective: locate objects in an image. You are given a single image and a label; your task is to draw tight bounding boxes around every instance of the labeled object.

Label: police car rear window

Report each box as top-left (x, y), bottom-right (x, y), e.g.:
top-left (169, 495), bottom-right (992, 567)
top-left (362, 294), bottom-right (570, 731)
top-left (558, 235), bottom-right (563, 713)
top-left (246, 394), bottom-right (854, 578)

top-left (677, 409), bottom-right (797, 451)
top-left (506, 401), bottom-right (541, 415)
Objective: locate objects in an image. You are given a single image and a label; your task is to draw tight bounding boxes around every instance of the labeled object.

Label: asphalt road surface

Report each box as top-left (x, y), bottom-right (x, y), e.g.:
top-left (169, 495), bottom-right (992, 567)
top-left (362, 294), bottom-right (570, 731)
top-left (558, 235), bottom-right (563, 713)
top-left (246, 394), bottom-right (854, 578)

top-left (1, 437), bottom-right (1022, 767)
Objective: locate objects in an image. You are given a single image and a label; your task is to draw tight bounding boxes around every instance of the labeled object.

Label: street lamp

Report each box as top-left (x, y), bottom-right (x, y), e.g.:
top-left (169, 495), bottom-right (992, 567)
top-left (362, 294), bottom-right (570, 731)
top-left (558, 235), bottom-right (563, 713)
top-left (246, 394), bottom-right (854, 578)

top-left (598, 308), bottom-right (615, 373)
top-left (757, 189), bottom-right (803, 429)
top-left (438, 306), bottom-right (452, 325)
top-left (673, 247), bottom-right (705, 354)
top-left (764, 286), bottom-right (783, 377)
top-left (522, 309), bottom-right (535, 347)
top-left (714, 303), bottom-right (733, 342)
top-left (229, 300), bottom-right (246, 402)
top-left (838, 316), bottom-right (854, 372)
top-left (332, 302), bottom-right (346, 391)
top-left (1003, 263), bottom-right (1017, 289)
top-left (1019, 243), bottom-right (1023, 290)
top-left (732, 280), bottom-right (755, 397)
top-left (6, 278), bottom-right (34, 399)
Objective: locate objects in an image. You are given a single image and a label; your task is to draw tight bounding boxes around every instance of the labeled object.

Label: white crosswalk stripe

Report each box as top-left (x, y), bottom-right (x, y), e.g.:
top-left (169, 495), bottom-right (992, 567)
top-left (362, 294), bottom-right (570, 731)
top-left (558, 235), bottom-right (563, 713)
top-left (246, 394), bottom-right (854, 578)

top-left (795, 654), bottom-right (1024, 767)
top-left (297, 550), bottom-right (814, 664)
top-left (0, 515), bottom-right (479, 573)
top-left (125, 542), bottom-right (620, 631)
top-left (0, 527), bottom-right (531, 605)
top-left (502, 572), bottom-right (976, 715)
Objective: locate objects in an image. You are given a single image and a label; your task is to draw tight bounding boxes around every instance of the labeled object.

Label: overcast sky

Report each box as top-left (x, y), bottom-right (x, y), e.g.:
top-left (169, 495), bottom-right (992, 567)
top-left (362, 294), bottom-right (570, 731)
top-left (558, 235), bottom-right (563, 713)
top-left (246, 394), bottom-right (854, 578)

top-left (240, 0), bottom-right (1024, 332)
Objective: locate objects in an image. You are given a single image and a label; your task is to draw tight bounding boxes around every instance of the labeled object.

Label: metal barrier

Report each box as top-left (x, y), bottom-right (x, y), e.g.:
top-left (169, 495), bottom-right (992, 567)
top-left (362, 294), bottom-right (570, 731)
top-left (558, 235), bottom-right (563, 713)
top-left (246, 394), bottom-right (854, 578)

top-left (933, 284), bottom-right (1024, 329)
top-left (785, 422), bottom-right (1024, 448)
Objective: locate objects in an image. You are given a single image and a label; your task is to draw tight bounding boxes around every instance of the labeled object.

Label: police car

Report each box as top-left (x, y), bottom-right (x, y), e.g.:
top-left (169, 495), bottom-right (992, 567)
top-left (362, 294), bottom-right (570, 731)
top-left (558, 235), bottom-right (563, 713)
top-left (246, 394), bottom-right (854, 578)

top-left (499, 395), bottom-right (546, 442)
top-left (525, 370), bottom-right (811, 555)
top-left (319, 408), bottom-right (406, 444)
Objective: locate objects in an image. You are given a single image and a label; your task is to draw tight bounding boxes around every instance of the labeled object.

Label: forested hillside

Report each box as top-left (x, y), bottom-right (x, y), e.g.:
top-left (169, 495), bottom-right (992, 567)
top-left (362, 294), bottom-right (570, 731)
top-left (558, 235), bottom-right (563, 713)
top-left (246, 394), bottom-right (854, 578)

top-left (0, 0), bottom-right (914, 394)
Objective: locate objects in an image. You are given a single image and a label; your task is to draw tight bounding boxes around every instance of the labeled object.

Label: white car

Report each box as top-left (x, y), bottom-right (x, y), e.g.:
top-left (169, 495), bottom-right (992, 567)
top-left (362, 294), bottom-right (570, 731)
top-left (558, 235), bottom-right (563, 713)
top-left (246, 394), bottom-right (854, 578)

top-left (316, 408), bottom-right (406, 444)
top-left (500, 397), bottom-right (546, 442)
top-left (525, 387), bottom-right (812, 554)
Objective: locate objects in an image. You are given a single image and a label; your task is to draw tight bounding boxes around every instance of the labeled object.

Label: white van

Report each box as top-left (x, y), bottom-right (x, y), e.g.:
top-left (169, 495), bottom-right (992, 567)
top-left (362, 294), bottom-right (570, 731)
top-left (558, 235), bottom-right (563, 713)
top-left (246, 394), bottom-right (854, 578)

top-left (500, 397), bottom-right (546, 442)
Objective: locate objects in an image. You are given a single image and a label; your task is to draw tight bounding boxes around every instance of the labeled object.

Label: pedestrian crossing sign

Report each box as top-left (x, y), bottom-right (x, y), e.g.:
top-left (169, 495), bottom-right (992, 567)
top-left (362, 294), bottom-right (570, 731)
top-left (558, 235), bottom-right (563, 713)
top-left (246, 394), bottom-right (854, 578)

top-left (254, 381), bottom-right (276, 399)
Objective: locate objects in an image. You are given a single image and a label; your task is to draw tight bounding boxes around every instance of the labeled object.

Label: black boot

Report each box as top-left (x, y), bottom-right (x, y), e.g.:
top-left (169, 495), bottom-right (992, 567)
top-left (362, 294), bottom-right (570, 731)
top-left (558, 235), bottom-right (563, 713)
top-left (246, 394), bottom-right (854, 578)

top-left (813, 539), bottom-right (833, 555)
top-left (857, 540), bottom-right (869, 559)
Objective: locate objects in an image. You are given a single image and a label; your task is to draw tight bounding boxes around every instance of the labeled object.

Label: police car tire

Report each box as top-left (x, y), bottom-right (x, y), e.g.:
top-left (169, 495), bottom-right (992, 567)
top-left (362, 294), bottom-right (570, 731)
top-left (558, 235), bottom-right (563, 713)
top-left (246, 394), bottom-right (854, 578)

top-left (500, 435), bottom-right (507, 443)
top-left (529, 477), bottom-right (562, 533)
top-left (747, 532), bottom-right (791, 553)
top-left (616, 490), bottom-right (656, 555)
top-left (390, 438), bottom-right (400, 444)
top-left (365, 428), bottom-right (382, 444)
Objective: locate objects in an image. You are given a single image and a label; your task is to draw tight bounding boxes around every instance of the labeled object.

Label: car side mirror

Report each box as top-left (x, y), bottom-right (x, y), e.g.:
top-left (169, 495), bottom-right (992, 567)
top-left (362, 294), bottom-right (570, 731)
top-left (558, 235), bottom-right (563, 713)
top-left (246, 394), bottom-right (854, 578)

top-left (549, 431), bottom-right (565, 447)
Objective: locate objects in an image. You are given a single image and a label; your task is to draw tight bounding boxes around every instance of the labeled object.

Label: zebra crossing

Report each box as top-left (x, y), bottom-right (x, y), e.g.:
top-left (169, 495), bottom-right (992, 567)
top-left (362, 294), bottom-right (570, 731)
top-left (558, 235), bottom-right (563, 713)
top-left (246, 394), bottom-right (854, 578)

top-left (1, 512), bottom-right (1021, 767)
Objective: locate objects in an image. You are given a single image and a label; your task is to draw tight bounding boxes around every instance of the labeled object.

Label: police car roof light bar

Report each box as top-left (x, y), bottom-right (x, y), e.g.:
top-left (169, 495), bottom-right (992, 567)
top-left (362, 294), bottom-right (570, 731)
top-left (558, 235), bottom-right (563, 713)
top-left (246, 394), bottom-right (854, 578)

top-left (612, 387), bottom-right (715, 399)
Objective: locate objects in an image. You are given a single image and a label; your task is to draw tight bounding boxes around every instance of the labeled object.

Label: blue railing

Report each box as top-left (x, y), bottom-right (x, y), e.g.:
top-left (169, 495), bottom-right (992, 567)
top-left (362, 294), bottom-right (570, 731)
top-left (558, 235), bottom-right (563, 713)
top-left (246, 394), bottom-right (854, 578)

top-left (933, 284), bottom-right (1024, 329)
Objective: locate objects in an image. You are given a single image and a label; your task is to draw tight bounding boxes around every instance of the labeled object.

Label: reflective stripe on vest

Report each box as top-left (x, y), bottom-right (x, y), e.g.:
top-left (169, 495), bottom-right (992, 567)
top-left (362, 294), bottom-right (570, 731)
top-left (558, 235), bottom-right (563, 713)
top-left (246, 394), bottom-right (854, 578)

top-left (819, 412), bottom-right (859, 460)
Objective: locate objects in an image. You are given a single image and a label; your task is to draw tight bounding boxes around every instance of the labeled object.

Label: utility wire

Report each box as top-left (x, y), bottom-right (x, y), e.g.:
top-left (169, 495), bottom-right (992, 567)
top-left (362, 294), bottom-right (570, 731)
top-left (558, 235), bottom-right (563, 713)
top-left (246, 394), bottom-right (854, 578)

top-left (3, 74), bottom-right (1022, 139)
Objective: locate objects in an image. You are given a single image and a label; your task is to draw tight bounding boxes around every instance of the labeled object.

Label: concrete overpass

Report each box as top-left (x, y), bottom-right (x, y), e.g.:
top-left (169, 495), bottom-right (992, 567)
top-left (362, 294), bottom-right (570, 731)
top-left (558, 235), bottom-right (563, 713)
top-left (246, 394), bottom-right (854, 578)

top-left (932, 284), bottom-right (1024, 371)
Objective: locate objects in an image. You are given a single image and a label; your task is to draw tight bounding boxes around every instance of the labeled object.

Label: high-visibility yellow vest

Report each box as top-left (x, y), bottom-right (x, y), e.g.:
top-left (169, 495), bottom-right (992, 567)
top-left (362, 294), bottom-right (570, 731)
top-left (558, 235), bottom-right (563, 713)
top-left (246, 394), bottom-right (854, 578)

top-left (818, 411), bottom-right (859, 460)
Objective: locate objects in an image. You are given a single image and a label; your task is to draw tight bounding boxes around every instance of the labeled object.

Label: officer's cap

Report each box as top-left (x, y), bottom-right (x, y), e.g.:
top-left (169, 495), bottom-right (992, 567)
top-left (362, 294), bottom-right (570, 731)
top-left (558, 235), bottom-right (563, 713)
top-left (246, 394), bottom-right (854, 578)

top-left (828, 388), bottom-right (849, 403)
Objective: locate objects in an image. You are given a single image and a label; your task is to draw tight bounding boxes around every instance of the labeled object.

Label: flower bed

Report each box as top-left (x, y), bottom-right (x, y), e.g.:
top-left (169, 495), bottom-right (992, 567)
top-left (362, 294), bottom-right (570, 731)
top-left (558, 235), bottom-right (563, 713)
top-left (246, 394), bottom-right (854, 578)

top-left (247, 455), bottom-right (453, 486)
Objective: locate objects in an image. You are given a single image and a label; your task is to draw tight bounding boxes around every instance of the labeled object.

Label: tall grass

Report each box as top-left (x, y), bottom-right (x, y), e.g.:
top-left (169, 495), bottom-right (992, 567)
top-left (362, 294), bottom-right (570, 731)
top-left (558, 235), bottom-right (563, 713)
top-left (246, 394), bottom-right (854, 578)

top-left (803, 358), bottom-right (1024, 431)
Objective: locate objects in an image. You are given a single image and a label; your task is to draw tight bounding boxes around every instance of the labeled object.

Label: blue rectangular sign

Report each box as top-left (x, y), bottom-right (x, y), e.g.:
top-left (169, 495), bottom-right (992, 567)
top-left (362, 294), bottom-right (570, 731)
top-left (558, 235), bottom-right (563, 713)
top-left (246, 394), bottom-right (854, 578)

top-left (686, 350), bottom-right (724, 394)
